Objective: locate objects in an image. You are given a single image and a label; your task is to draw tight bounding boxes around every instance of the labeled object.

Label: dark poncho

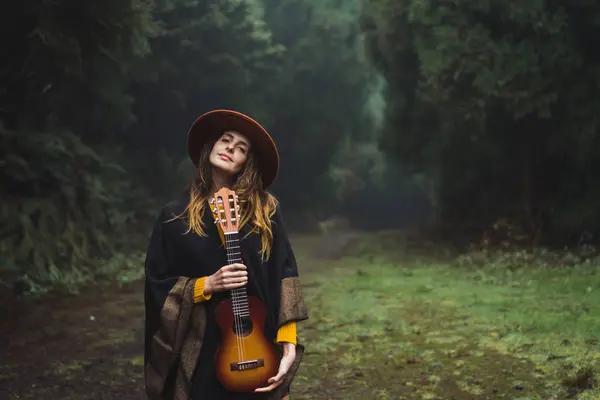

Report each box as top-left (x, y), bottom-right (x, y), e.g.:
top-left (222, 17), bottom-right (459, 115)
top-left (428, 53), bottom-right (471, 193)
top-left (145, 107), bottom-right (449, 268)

top-left (143, 197), bottom-right (308, 400)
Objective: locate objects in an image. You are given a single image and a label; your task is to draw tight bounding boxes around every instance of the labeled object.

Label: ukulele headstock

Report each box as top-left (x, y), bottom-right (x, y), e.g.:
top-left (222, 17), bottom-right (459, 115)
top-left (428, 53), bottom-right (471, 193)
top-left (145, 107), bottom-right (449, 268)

top-left (210, 187), bottom-right (240, 234)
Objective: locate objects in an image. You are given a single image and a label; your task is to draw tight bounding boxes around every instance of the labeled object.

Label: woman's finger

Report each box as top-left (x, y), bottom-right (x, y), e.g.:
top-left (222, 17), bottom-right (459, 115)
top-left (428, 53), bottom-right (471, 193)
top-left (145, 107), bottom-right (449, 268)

top-left (224, 271), bottom-right (248, 278)
top-left (254, 354), bottom-right (293, 392)
top-left (272, 367), bottom-right (289, 382)
top-left (254, 379), bottom-right (283, 392)
top-left (224, 281), bottom-right (247, 289)
top-left (223, 277), bottom-right (247, 284)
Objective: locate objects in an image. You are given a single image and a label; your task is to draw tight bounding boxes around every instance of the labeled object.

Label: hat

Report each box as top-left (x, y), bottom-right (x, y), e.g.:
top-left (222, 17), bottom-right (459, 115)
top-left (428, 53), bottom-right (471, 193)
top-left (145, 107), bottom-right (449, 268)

top-left (187, 109), bottom-right (279, 189)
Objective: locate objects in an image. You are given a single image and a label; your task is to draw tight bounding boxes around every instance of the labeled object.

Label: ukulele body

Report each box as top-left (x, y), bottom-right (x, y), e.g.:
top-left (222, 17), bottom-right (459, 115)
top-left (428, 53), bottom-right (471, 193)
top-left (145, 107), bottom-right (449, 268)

top-left (214, 295), bottom-right (281, 392)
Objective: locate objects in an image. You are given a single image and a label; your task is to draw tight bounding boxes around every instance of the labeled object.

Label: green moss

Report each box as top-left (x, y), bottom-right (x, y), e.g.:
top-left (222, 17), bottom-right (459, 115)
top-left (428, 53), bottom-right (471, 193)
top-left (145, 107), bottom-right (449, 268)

top-left (294, 254), bottom-right (599, 399)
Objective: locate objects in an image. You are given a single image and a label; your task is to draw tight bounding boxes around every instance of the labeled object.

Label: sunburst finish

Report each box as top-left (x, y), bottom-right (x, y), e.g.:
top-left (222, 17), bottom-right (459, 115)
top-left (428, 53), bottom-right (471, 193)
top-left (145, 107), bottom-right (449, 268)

top-left (214, 296), bottom-right (280, 392)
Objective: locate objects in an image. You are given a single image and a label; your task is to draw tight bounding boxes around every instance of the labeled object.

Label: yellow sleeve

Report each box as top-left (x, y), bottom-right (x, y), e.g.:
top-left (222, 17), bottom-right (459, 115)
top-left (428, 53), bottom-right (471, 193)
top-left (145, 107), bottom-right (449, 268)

top-left (193, 277), bottom-right (212, 303)
top-left (276, 322), bottom-right (297, 345)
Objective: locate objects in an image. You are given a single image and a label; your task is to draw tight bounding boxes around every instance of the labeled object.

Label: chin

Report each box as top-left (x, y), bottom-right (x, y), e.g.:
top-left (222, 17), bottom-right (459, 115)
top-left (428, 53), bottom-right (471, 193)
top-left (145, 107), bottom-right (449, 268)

top-left (210, 156), bottom-right (226, 169)
top-left (210, 157), bottom-right (237, 175)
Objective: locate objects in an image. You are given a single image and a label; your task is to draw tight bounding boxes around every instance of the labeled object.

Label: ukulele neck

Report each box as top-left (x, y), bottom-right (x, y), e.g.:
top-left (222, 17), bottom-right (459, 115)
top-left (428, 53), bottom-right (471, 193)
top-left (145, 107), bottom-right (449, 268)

top-left (224, 231), bottom-right (250, 317)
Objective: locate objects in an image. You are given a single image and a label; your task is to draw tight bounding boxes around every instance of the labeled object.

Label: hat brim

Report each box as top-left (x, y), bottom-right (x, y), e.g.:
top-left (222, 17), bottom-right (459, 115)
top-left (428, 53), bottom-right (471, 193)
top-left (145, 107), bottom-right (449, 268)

top-left (187, 110), bottom-right (279, 189)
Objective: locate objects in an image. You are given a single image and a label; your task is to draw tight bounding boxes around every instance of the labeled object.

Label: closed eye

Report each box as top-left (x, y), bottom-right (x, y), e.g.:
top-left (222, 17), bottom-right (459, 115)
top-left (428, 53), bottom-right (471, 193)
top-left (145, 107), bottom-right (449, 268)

top-left (220, 134), bottom-right (248, 153)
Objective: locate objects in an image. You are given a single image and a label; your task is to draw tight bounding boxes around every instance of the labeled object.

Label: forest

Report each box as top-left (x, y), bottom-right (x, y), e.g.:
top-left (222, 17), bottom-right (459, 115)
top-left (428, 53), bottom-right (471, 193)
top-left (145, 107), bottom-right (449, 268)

top-left (4, 0), bottom-right (599, 294)
top-left (2, 1), bottom-right (600, 399)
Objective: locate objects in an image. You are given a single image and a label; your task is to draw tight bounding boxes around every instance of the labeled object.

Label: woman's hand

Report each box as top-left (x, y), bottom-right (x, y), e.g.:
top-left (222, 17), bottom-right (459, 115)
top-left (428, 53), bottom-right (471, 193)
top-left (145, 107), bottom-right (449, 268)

top-left (255, 342), bottom-right (296, 393)
top-left (204, 263), bottom-right (248, 294)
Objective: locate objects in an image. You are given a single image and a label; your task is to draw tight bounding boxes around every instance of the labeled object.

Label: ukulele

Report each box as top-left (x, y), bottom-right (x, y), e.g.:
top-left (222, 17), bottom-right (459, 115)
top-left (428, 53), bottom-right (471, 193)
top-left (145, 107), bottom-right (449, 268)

top-left (211, 187), bottom-right (281, 392)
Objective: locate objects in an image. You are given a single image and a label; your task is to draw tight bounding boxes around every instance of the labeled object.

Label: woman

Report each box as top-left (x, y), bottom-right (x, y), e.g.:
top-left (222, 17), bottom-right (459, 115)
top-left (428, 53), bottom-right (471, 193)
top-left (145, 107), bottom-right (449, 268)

top-left (143, 110), bottom-right (309, 400)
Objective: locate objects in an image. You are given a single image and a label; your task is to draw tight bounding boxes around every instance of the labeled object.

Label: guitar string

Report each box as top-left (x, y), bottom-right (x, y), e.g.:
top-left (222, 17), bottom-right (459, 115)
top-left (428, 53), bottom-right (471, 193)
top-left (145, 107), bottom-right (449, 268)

top-left (232, 234), bottom-right (245, 361)
top-left (219, 197), bottom-right (243, 363)
top-left (220, 195), bottom-right (247, 363)
top-left (230, 197), bottom-right (247, 361)
top-left (229, 232), bottom-right (246, 361)
top-left (225, 232), bottom-right (243, 362)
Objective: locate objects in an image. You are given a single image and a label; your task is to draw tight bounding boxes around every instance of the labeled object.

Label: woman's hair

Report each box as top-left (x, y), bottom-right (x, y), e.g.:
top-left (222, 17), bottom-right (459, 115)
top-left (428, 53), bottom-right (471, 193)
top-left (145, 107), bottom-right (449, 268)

top-left (178, 139), bottom-right (279, 260)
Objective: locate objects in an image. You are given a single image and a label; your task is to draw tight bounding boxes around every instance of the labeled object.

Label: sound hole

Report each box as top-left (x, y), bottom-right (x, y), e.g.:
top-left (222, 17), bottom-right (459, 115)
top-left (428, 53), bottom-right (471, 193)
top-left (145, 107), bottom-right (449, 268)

top-left (232, 316), bottom-right (253, 337)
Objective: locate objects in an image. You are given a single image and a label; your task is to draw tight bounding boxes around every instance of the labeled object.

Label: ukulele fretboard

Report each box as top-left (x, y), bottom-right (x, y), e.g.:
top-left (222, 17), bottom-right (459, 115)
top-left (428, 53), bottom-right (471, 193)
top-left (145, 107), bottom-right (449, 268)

top-left (224, 232), bottom-right (250, 317)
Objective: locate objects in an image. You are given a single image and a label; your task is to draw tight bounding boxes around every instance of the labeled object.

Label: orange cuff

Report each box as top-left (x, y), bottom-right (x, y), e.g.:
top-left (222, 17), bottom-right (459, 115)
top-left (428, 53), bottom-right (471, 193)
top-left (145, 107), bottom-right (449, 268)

top-left (276, 322), bottom-right (297, 345)
top-left (193, 277), bottom-right (212, 303)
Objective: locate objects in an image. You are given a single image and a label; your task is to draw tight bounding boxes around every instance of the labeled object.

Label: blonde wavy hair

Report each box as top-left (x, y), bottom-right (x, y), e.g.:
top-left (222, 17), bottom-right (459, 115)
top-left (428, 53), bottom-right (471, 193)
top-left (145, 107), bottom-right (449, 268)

top-left (178, 139), bottom-right (279, 260)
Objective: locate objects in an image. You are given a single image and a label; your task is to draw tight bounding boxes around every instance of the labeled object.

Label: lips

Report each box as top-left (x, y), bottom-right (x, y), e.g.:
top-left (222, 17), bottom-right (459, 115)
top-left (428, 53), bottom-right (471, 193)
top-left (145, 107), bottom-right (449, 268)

top-left (219, 153), bottom-right (232, 162)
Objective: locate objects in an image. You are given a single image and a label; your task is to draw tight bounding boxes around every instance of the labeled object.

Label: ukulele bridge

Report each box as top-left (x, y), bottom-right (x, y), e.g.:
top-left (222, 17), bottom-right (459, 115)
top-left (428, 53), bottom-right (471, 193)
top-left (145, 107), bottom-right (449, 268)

top-left (230, 358), bottom-right (265, 371)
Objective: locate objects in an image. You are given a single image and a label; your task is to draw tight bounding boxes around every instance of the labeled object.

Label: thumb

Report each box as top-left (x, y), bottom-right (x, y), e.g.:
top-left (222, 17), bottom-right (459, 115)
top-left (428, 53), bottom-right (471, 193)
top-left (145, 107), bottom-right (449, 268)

top-left (273, 364), bottom-right (288, 381)
top-left (274, 357), bottom-right (294, 381)
top-left (272, 372), bottom-right (285, 382)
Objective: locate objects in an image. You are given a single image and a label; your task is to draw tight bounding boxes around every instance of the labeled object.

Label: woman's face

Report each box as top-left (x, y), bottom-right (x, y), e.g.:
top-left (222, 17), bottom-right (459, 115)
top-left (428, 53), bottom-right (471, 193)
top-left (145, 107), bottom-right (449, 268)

top-left (209, 131), bottom-right (251, 177)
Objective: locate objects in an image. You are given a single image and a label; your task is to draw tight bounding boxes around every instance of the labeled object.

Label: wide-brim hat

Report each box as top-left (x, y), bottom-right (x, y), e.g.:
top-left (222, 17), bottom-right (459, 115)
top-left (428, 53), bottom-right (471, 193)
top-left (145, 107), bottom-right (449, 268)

top-left (187, 109), bottom-right (279, 189)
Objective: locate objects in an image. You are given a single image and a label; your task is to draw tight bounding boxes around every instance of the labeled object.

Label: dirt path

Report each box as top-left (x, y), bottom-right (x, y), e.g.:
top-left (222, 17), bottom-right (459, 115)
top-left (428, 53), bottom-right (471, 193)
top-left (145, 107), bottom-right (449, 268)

top-left (0, 234), bottom-right (341, 400)
top-left (0, 233), bottom-right (585, 399)
top-left (0, 280), bottom-right (146, 399)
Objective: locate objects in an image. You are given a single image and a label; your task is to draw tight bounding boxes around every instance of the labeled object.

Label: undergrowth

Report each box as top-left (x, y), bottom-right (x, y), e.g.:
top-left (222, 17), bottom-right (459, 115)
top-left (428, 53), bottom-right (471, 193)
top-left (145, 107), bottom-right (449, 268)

top-left (0, 125), bottom-right (160, 295)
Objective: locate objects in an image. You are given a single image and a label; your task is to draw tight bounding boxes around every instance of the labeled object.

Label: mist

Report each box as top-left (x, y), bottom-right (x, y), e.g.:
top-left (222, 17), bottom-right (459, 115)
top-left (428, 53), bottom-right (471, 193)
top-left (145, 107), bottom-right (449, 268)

top-left (2, 1), bottom-right (600, 399)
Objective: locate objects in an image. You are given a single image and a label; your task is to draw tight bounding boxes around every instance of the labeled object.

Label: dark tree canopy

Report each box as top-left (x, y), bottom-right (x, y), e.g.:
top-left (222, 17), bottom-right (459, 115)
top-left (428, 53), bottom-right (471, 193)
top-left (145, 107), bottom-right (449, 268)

top-left (2, 0), bottom-right (600, 292)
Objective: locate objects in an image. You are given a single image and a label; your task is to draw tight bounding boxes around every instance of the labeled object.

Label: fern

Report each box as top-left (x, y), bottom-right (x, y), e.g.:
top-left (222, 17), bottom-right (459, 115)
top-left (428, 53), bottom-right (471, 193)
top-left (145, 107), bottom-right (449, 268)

top-left (0, 123), bottom-right (158, 294)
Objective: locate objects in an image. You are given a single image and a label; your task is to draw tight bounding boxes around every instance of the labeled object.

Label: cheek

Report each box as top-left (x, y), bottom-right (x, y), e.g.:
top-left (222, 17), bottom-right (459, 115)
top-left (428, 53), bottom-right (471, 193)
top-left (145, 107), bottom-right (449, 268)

top-left (234, 153), bottom-right (248, 171)
top-left (211, 142), bottom-right (224, 155)
top-left (209, 147), bottom-right (218, 160)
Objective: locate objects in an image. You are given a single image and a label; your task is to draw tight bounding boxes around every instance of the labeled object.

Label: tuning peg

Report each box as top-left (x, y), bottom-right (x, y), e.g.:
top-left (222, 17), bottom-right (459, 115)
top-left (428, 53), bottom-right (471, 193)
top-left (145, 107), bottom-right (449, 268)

top-left (214, 218), bottom-right (219, 224)
top-left (212, 207), bottom-right (218, 213)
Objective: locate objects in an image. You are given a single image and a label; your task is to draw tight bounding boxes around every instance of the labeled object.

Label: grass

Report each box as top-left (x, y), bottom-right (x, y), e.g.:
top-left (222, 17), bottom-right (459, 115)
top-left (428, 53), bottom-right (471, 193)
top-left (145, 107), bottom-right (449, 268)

top-left (293, 244), bottom-right (600, 399)
top-left (2, 232), bottom-right (599, 399)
